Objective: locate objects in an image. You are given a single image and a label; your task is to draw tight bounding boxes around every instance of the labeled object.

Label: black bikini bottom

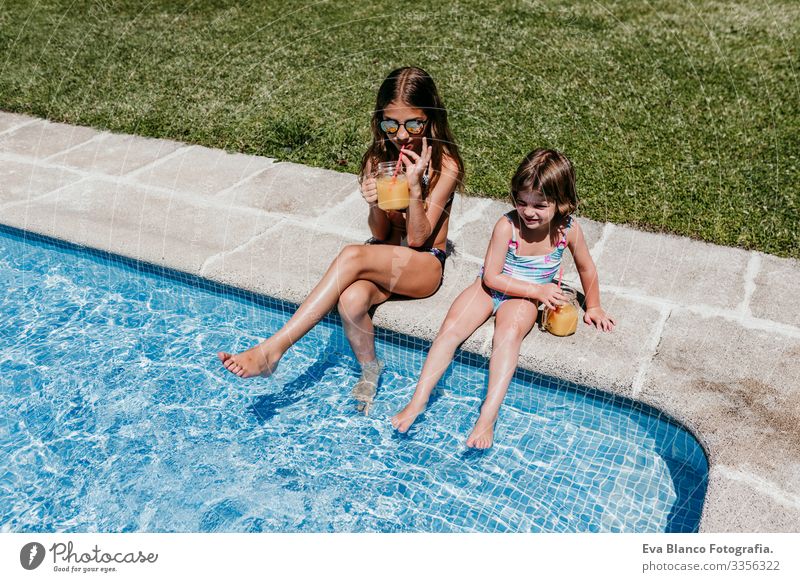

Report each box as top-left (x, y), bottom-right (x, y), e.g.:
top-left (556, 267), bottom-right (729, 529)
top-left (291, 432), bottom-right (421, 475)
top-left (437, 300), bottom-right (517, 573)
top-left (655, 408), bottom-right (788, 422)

top-left (365, 238), bottom-right (446, 277)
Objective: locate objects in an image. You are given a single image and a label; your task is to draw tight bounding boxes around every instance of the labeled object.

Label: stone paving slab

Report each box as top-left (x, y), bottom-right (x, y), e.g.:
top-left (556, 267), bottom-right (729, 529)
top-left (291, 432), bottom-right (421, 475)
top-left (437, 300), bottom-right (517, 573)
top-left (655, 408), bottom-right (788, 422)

top-left (447, 192), bottom-right (492, 228)
top-left (701, 468), bottom-right (800, 532)
top-left (2, 177), bottom-right (280, 273)
top-left (0, 159), bottom-right (84, 204)
top-left (217, 161), bottom-right (359, 216)
top-left (0, 111), bottom-right (35, 133)
top-left (449, 198), bottom-right (509, 259)
top-left (202, 224), bottom-right (360, 305)
top-left (47, 131), bottom-right (185, 177)
top-left (0, 119), bottom-right (98, 159)
top-left (595, 225), bottom-right (751, 311)
top-left (639, 310), bottom-right (800, 497)
top-left (321, 190), bottom-right (374, 238)
top-left (517, 294), bottom-right (663, 396)
top-left (750, 253), bottom-right (800, 328)
top-left (126, 144), bottom-right (275, 197)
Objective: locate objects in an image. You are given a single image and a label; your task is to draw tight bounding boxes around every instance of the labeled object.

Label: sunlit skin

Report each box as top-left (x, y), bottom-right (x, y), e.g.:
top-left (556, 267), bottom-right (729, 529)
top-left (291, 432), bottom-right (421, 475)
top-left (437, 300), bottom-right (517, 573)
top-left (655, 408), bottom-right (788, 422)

top-left (392, 188), bottom-right (615, 449)
top-left (363, 101), bottom-right (432, 238)
top-left (218, 99), bottom-right (460, 379)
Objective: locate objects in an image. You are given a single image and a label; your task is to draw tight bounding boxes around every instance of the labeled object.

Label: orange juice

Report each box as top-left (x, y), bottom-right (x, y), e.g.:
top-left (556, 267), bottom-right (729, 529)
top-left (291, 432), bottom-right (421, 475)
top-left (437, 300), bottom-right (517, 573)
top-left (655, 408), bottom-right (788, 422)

top-left (545, 302), bottom-right (579, 336)
top-left (376, 175), bottom-right (409, 211)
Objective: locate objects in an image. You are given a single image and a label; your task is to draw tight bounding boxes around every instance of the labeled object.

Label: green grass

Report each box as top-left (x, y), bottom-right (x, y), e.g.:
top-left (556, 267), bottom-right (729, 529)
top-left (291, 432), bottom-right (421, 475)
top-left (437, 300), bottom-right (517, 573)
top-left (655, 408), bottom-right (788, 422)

top-left (1, 0), bottom-right (797, 257)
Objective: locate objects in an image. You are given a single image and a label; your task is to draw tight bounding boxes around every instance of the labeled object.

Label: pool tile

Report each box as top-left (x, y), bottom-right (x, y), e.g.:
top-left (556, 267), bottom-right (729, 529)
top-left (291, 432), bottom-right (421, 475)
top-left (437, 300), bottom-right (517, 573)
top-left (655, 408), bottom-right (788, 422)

top-left (749, 253), bottom-right (800, 327)
top-left (0, 119), bottom-right (97, 159)
top-left (47, 132), bottom-right (185, 177)
top-left (595, 225), bottom-right (750, 310)
top-left (1, 221), bottom-right (708, 531)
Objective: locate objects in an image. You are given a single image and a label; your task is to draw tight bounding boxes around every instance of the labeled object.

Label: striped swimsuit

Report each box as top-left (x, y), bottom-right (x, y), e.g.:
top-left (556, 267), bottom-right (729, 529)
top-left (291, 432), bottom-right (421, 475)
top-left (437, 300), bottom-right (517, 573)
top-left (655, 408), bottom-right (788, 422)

top-left (482, 212), bottom-right (572, 314)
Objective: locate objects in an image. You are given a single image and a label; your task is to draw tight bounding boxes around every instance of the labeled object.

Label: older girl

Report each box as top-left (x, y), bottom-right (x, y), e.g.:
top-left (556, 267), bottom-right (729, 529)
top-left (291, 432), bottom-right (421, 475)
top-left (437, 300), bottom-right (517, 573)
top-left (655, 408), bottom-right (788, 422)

top-left (219, 67), bottom-right (464, 411)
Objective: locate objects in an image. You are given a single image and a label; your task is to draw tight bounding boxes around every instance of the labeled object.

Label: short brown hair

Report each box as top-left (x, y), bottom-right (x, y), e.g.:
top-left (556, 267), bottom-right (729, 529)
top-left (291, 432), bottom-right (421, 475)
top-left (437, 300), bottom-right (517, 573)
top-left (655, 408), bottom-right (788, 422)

top-left (511, 149), bottom-right (578, 218)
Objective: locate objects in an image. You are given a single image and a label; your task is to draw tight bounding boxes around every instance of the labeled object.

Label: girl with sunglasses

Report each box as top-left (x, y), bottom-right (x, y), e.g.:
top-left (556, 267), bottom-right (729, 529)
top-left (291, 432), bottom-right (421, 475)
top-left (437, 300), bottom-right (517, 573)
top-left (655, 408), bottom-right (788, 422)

top-left (392, 149), bottom-right (615, 448)
top-left (219, 66), bottom-right (464, 412)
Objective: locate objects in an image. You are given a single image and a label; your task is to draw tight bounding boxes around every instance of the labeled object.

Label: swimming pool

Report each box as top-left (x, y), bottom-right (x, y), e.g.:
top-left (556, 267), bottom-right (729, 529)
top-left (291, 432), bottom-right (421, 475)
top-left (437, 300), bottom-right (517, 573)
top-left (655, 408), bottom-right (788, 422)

top-left (0, 225), bottom-right (707, 532)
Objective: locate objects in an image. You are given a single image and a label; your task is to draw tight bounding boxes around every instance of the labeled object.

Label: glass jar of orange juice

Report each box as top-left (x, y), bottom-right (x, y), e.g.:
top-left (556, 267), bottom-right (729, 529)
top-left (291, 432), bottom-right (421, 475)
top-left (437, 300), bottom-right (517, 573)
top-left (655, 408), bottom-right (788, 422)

top-left (375, 161), bottom-right (409, 211)
top-left (543, 286), bottom-right (580, 337)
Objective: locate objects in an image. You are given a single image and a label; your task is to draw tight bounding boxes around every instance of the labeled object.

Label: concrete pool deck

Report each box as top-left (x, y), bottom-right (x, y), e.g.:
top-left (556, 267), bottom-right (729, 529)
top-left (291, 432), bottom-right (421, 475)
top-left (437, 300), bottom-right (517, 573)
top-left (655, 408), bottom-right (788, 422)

top-left (1, 112), bottom-right (798, 532)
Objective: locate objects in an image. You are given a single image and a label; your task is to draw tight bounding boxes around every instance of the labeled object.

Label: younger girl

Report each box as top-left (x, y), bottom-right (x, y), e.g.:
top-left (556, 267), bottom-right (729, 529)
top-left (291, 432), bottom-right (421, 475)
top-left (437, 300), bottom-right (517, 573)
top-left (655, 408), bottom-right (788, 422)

top-left (391, 149), bottom-right (615, 448)
top-left (219, 67), bottom-right (464, 411)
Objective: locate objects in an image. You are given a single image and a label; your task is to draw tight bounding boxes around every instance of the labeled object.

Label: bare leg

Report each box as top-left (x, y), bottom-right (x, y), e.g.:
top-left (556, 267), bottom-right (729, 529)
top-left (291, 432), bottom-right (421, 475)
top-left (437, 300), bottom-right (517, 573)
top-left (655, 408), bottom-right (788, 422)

top-left (467, 298), bottom-right (538, 449)
top-left (218, 244), bottom-right (441, 378)
top-left (338, 280), bottom-right (391, 364)
top-left (391, 279), bottom-right (493, 432)
top-left (338, 280), bottom-right (392, 412)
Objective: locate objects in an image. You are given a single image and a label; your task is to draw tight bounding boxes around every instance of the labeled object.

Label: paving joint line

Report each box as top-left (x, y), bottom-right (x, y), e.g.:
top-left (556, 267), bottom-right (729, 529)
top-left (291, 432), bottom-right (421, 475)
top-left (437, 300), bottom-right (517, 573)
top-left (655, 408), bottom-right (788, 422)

top-left (0, 175), bottom-right (94, 213)
top-left (601, 285), bottom-right (800, 339)
top-left (403, 253), bottom-right (798, 338)
top-left (212, 163), bottom-right (279, 199)
top-left (737, 252), bottom-right (761, 319)
top-left (0, 117), bottom-right (40, 137)
top-left (631, 306), bottom-right (672, 397)
top-left (716, 465), bottom-right (800, 510)
top-left (590, 222), bottom-right (613, 259)
top-left (449, 197), bottom-right (493, 238)
top-left (282, 214), bottom-right (371, 243)
top-left (199, 218), bottom-right (288, 276)
top-left (122, 144), bottom-right (195, 179)
top-left (42, 132), bottom-right (107, 162)
top-left (0, 158), bottom-right (276, 221)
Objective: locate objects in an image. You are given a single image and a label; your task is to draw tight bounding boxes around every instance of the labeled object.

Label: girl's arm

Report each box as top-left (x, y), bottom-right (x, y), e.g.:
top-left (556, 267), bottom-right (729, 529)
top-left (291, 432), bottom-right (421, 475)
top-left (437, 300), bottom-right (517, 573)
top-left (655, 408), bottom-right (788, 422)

top-left (481, 217), bottom-right (566, 310)
top-left (567, 221), bottom-right (616, 331)
top-left (400, 139), bottom-right (459, 247)
top-left (361, 159), bottom-right (392, 240)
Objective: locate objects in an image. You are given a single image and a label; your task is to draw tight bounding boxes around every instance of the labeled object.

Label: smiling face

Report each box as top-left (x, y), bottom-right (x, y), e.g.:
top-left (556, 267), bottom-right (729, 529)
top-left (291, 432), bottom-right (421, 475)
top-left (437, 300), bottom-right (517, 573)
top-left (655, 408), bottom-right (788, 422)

top-left (381, 100), bottom-right (428, 153)
top-left (513, 189), bottom-right (557, 231)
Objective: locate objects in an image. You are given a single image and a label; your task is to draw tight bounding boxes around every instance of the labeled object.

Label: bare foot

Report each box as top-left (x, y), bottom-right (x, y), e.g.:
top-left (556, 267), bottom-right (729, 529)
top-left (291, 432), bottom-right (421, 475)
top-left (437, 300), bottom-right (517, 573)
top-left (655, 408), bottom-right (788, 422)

top-left (466, 414), bottom-right (497, 449)
top-left (390, 401), bottom-right (427, 433)
top-left (217, 341), bottom-right (281, 378)
top-left (352, 360), bottom-right (383, 416)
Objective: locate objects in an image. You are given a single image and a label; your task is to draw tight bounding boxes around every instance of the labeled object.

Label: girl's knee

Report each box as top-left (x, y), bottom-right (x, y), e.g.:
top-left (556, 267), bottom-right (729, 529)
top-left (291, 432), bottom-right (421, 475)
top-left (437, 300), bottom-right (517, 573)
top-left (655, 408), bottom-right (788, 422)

top-left (492, 324), bottom-right (528, 346)
top-left (339, 244), bottom-right (366, 264)
top-left (437, 321), bottom-right (471, 346)
top-left (337, 286), bottom-right (370, 317)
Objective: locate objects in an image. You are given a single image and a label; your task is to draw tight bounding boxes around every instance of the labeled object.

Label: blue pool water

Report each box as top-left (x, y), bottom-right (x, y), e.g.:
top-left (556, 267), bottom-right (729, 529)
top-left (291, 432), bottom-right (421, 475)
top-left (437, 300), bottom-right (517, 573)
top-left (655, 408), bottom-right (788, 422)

top-left (0, 226), bottom-right (707, 533)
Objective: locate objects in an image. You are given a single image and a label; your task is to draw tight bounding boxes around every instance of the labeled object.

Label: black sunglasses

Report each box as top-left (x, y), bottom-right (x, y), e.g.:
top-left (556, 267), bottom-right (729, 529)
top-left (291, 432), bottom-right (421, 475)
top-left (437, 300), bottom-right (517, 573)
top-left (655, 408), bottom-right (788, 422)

top-left (379, 118), bottom-right (427, 135)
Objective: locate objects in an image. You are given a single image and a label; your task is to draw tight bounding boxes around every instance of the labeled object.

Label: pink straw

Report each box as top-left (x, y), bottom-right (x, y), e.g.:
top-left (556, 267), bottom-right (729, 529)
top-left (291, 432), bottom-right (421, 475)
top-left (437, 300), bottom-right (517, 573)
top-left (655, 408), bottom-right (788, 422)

top-left (393, 146), bottom-right (405, 180)
top-left (557, 265), bottom-right (564, 289)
